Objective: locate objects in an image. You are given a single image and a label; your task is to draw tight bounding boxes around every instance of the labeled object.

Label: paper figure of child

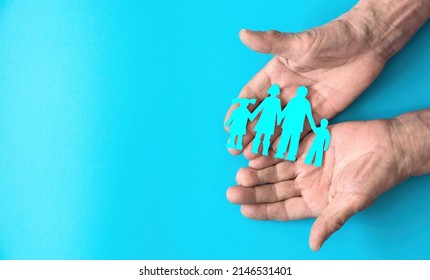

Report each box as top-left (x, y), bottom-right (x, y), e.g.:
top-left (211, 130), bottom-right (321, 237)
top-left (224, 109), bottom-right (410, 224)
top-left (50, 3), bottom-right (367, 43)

top-left (225, 98), bottom-right (257, 150)
top-left (304, 118), bottom-right (331, 167)
top-left (250, 84), bottom-right (282, 156)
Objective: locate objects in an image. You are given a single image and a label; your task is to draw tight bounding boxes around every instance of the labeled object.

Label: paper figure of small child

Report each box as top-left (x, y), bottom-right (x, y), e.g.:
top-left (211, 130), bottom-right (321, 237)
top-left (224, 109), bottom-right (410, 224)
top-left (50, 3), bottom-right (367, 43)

top-left (225, 98), bottom-right (257, 150)
top-left (304, 118), bottom-right (331, 167)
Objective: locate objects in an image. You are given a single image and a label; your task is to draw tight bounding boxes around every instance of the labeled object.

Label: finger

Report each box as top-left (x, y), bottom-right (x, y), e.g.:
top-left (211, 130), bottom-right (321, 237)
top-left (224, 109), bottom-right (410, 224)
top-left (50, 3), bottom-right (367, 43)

top-left (236, 161), bottom-right (296, 187)
top-left (249, 150), bottom-right (283, 169)
top-left (309, 195), bottom-right (362, 251)
top-left (227, 180), bottom-right (301, 204)
top-left (239, 29), bottom-right (313, 60)
top-left (242, 141), bottom-right (261, 160)
top-left (240, 197), bottom-right (313, 221)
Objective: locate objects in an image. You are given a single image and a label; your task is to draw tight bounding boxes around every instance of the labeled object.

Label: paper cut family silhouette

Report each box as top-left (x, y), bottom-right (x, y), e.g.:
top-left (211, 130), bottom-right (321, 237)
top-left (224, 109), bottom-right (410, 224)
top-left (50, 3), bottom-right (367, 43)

top-left (225, 84), bottom-right (331, 167)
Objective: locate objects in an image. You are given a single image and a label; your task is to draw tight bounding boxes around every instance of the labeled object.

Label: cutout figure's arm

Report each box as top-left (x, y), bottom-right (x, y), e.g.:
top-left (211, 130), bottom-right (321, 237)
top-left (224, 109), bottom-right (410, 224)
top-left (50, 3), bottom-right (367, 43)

top-left (247, 99), bottom-right (258, 121)
top-left (324, 132), bottom-right (331, 151)
top-left (246, 110), bottom-right (253, 121)
top-left (250, 100), bottom-right (265, 121)
top-left (306, 103), bottom-right (317, 131)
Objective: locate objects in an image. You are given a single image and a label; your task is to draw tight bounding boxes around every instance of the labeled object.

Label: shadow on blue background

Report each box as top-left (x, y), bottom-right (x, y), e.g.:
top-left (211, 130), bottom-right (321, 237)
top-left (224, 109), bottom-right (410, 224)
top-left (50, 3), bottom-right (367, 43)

top-left (0, 0), bottom-right (429, 259)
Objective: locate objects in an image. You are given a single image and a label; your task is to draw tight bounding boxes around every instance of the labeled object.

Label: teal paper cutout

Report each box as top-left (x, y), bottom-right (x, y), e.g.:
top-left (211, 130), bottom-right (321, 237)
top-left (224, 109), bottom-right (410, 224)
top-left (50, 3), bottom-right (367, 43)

top-left (250, 84), bottom-right (282, 156)
top-left (275, 85), bottom-right (316, 161)
top-left (225, 98), bottom-right (257, 150)
top-left (226, 84), bottom-right (331, 167)
top-left (304, 118), bottom-right (331, 167)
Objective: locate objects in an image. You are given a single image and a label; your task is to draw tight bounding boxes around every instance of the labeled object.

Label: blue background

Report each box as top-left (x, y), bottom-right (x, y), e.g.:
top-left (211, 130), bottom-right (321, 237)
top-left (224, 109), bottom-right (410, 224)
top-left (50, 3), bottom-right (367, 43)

top-left (0, 0), bottom-right (429, 259)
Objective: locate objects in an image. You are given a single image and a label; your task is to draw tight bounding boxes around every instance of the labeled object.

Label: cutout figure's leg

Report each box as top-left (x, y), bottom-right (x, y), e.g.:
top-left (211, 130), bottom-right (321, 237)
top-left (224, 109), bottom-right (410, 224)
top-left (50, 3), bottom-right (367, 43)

top-left (262, 134), bottom-right (271, 156)
top-left (252, 132), bottom-right (263, 154)
top-left (227, 134), bottom-right (236, 149)
top-left (286, 132), bottom-right (300, 161)
top-left (314, 148), bottom-right (324, 167)
top-left (275, 131), bottom-right (290, 159)
top-left (236, 135), bottom-right (244, 150)
top-left (304, 145), bottom-right (316, 165)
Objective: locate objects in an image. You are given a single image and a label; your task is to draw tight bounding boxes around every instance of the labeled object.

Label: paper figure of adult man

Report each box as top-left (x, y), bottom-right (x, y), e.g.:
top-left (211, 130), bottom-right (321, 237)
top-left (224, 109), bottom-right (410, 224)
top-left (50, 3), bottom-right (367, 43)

top-left (275, 85), bottom-right (317, 161)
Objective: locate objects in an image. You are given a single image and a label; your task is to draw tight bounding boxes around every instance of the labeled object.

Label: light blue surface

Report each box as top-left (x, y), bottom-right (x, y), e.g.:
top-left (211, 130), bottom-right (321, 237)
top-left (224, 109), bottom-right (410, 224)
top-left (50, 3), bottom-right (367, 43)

top-left (0, 0), bottom-right (430, 259)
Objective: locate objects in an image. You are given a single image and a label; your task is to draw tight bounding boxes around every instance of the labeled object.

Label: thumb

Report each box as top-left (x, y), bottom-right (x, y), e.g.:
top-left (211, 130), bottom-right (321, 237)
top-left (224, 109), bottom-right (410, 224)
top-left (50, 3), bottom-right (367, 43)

top-left (309, 195), bottom-right (362, 251)
top-left (239, 29), bottom-right (311, 59)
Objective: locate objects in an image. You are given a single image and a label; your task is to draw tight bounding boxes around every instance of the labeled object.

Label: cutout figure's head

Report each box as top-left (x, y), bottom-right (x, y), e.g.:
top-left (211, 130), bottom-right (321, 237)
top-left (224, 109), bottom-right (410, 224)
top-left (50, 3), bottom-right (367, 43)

top-left (296, 85), bottom-right (308, 97)
top-left (320, 118), bottom-right (328, 128)
top-left (267, 84), bottom-right (280, 96)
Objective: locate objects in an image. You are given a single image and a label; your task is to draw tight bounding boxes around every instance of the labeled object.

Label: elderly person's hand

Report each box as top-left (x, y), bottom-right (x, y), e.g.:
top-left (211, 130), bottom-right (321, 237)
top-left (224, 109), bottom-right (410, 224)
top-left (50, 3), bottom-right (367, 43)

top-left (225, 0), bottom-right (430, 166)
top-left (228, 109), bottom-right (430, 251)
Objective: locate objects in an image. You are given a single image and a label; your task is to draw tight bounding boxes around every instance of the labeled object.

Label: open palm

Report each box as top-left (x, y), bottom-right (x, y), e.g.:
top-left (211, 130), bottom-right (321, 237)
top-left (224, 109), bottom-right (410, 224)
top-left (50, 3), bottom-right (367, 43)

top-left (227, 120), bottom-right (404, 250)
top-left (226, 13), bottom-right (386, 160)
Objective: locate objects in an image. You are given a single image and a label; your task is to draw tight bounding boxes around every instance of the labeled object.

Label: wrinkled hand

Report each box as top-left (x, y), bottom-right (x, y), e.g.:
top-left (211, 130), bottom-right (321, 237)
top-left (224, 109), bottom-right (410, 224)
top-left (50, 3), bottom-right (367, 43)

top-left (225, 0), bottom-right (430, 252)
top-left (227, 120), bottom-right (406, 251)
top-left (225, 5), bottom-right (389, 160)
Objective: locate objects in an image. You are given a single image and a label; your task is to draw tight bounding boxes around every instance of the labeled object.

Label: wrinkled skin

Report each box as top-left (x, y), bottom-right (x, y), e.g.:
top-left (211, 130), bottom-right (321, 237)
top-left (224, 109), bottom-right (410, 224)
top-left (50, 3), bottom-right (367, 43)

top-left (227, 120), bottom-right (405, 251)
top-left (225, 11), bottom-right (387, 161)
top-left (224, 0), bottom-right (430, 251)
